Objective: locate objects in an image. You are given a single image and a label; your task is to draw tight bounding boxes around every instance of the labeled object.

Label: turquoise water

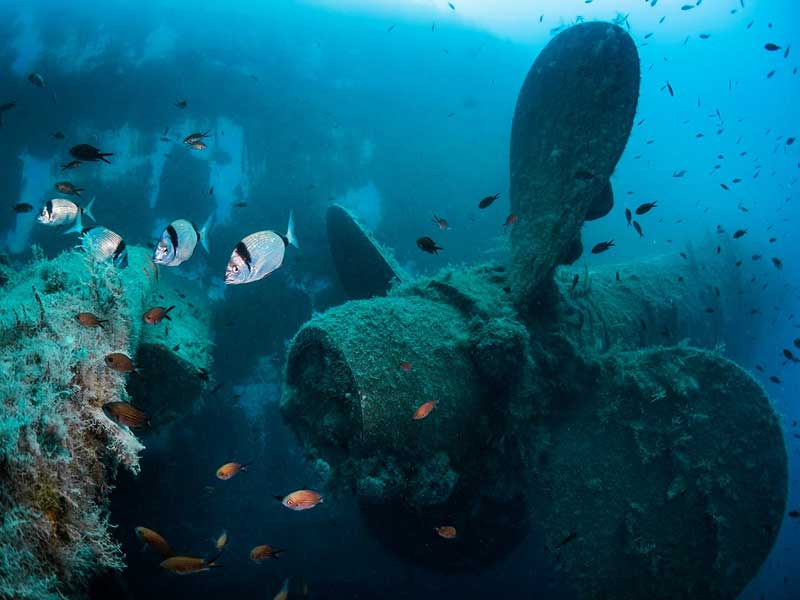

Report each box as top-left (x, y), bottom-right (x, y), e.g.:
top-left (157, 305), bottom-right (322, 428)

top-left (0, 1), bottom-right (798, 598)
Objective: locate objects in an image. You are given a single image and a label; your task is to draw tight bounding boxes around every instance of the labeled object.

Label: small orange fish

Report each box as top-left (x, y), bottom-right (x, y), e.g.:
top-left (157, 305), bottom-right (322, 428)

top-left (75, 312), bottom-right (107, 328)
top-left (160, 553), bottom-right (222, 575)
top-left (104, 352), bottom-right (137, 373)
top-left (250, 544), bottom-right (286, 562)
top-left (135, 526), bottom-right (175, 557)
top-left (503, 214), bottom-right (518, 230)
top-left (103, 402), bottom-right (148, 428)
top-left (216, 459), bottom-right (253, 480)
top-left (278, 490), bottom-right (323, 511)
top-left (435, 526), bottom-right (457, 539)
top-left (399, 361), bottom-right (413, 372)
top-left (413, 400), bottom-right (438, 420)
top-left (143, 305), bottom-right (175, 324)
top-left (215, 530), bottom-right (228, 551)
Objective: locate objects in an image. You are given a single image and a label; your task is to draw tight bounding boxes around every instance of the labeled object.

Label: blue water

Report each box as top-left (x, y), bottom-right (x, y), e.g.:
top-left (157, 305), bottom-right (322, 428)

top-left (1, 1), bottom-right (798, 598)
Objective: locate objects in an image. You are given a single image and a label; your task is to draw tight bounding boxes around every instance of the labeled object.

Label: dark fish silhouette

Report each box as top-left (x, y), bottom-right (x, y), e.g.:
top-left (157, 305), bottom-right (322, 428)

top-left (733, 229), bottom-right (747, 239)
top-left (591, 240), bottom-right (614, 254)
top-left (633, 221), bottom-right (643, 238)
top-left (478, 193), bottom-right (500, 209)
top-left (635, 202), bottom-right (657, 215)
top-left (174, 99), bottom-right (187, 108)
top-left (70, 144), bottom-right (113, 164)
top-left (764, 43), bottom-right (781, 52)
top-left (625, 208), bottom-right (631, 226)
top-left (417, 237), bottom-right (443, 255)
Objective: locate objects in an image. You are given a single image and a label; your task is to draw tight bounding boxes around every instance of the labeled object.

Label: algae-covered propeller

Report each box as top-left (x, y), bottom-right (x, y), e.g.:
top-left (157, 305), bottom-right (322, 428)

top-left (508, 22), bottom-right (639, 308)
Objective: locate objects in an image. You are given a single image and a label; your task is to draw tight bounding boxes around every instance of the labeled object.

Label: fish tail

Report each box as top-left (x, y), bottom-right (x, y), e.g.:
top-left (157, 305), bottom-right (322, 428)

top-left (83, 196), bottom-right (96, 222)
top-left (272, 549), bottom-right (286, 558)
top-left (164, 306), bottom-right (175, 320)
top-left (285, 210), bottom-right (299, 249)
top-left (199, 212), bottom-right (214, 254)
top-left (99, 153), bottom-right (113, 164)
top-left (64, 211), bottom-right (84, 235)
top-left (271, 494), bottom-right (284, 502)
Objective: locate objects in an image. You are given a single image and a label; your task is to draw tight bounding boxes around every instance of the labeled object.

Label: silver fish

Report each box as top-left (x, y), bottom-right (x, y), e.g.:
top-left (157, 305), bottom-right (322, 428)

top-left (37, 197), bottom-right (95, 233)
top-left (225, 212), bottom-right (298, 285)
top-left (82, 226), bottom-right (128, 268)
top-left (153, 215), bottom-right (213, 267)
top-left (183, 131), bottom-right (210, 145)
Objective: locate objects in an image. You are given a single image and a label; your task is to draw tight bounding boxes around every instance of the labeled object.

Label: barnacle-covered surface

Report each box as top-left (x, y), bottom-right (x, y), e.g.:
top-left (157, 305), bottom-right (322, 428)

top-left (526, 346), bottom-right (787, 600)
top-left (0, 246), bottom-right (210, 599)
top-left (509, 22), bottom-right (639, 309)
top-left (282, 264), bottom-right (536, 569)
top-left (552, 249), bottom-right (741, 354)
top-left (326, 204), bottom-right (404, 300)
top-left (279, 20), bottom-right (787, 598)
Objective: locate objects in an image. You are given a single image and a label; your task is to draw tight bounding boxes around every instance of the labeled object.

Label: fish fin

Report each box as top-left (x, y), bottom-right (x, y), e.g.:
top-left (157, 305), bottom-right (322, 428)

top-left (199, 212), bottom-right (214, 253)
top-left (271, 494), bottom-right (283, 502)
top-left (83, 196), bottom-right (96, 222)
top-left (63, 211), bottom-right (83, 235)
top-left (164, 306), bottom-right (175, 319)
top-left (285, 211), bottom-right (299, 249)
top-left (97, 319), bottom-right (108, 329)
top-left (99, 153), bottom-right (113, 164)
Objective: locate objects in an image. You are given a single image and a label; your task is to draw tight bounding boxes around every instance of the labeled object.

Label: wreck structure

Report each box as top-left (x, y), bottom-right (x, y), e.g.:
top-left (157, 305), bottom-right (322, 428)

top-left (282, 23), bottom-right (787, 598)
top-left (0, 247), bottom-right (210, 599)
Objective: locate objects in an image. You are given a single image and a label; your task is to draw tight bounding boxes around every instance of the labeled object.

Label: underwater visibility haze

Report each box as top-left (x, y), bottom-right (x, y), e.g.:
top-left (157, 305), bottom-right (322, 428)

top-left (0, 0), bottom-right (799, 598)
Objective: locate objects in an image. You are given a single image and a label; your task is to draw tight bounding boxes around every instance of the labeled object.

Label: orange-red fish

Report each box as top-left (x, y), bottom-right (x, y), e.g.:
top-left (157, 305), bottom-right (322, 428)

top-left (103, 402), bottom-right (148, 428)
top-left (250, 544), bottom-right (286, 562)
top-left (135, 526), bottom-right (175, 557)
top-left (278, 490), bottom-right (323, 511)
top-left (413, 400), bottom-right (438, 420)
top-left (75, 312), bottom-right (107, 328)
top-left (104, 352), bottom-right (137, 373)
top-left (399, 361), bottom-right (413, 372)
top-left (143, 305), bottom-right (175, 324)
top-left (434, 526), bottom-right (457, 539)
top-left (160, 553), bottom-right (222, 575)
top-left (503, 214), bottom-right (518, 230)
top-left (216, 459), bottom-right (253, 480)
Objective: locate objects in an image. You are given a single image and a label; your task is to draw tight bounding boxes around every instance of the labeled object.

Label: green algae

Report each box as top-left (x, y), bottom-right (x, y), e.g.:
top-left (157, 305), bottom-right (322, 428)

top-left (0, 246), bottom-right (212, 599)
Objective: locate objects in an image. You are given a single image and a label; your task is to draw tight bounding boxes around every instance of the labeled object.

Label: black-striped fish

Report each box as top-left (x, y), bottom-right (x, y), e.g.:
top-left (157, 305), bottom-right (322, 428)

top-left (153, 215), bottom-right (213, 267)
top-left (37, 197), bottom-right (95, 234)
top-left (82, 226), bottom-right (128, 268)
top-left (225, 212), bottom-right (298, 285)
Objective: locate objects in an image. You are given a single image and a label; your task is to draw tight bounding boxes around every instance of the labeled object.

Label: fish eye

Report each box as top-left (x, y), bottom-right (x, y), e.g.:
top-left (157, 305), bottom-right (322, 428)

top-left (233, 266), bottom-right (240, 273)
